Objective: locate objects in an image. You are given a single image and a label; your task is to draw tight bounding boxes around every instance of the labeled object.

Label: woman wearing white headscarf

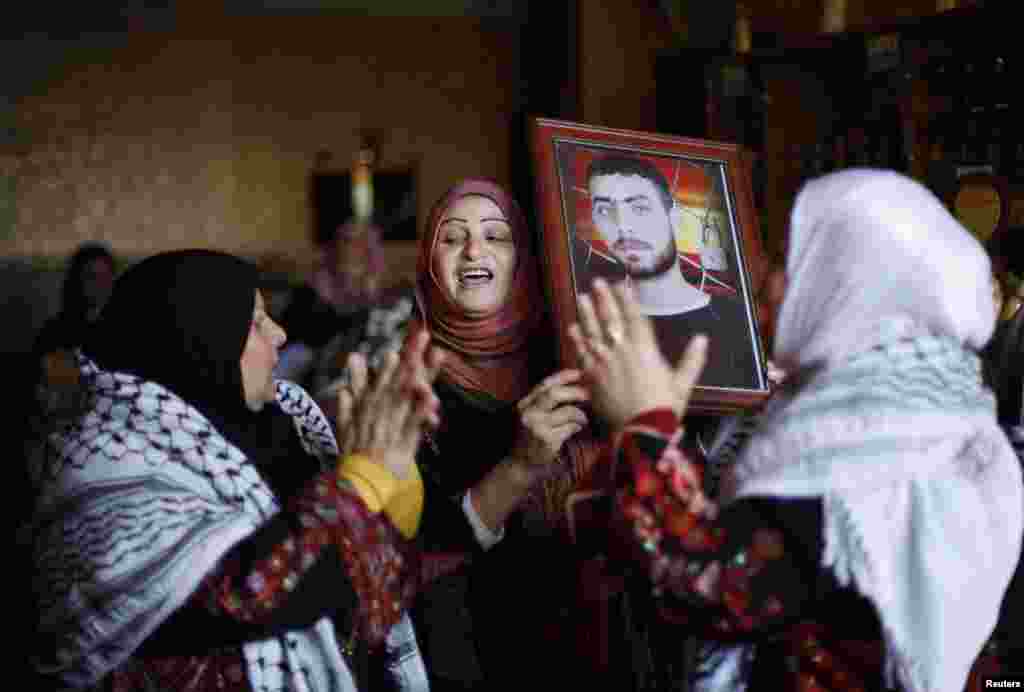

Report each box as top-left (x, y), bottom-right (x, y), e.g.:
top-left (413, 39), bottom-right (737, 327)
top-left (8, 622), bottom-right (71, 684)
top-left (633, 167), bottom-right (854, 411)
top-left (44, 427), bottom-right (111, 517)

top-left (569, 169), bottom-right (1024, 692)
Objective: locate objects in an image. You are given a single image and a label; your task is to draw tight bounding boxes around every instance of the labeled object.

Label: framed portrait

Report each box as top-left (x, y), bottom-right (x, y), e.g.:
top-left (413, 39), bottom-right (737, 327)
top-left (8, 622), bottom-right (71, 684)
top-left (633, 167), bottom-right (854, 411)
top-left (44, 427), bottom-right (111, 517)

top-left (530, 117), bottom-right (770, 413)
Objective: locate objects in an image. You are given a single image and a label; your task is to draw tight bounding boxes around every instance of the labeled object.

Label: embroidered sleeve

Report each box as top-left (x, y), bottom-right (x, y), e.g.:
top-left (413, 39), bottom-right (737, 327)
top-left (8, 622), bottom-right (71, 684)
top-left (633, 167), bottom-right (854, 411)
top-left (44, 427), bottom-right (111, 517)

top-left (612, 408), bottom-right (814, 637)
top-left (337, 453), bottom-right (424, 539)
top-left (194, 469), bottom-right (418, 648)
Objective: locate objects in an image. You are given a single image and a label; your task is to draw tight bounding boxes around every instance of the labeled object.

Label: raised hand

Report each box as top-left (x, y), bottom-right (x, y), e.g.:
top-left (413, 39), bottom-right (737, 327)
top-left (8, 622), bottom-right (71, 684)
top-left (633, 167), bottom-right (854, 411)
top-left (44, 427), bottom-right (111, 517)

top-left (336, 328), bottom-right (444, 479)
top-left (568, 278), bottom-right (708, 428)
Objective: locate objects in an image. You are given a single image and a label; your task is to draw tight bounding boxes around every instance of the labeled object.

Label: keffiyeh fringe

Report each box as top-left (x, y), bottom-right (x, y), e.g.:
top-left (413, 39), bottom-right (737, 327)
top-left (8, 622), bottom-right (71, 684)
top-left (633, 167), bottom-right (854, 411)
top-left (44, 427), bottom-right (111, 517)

top-left (731, 334), bottom-right (1022, 692)
top-left (29, 354), bottom-right (422, 692)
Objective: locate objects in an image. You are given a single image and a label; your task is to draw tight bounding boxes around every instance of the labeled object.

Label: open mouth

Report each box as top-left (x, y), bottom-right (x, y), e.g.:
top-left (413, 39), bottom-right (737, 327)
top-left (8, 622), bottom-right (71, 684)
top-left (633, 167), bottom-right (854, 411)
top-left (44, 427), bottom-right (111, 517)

top-left (458, 267), bottom-right (494, 287)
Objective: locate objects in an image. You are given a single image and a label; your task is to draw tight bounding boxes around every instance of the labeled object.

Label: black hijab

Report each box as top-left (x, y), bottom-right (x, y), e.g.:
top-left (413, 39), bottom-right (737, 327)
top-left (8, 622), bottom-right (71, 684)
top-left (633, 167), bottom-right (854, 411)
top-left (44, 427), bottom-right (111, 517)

top-left (82, 250), bottom-right (310, 490)
top-left (61, 242), bottom-right (115, 321)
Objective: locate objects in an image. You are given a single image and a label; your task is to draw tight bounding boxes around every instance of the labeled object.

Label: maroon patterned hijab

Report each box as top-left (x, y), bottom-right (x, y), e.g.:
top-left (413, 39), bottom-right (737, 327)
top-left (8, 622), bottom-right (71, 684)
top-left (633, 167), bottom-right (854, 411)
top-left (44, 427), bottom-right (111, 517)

top-left (413, 179), bottom-right (546, 402)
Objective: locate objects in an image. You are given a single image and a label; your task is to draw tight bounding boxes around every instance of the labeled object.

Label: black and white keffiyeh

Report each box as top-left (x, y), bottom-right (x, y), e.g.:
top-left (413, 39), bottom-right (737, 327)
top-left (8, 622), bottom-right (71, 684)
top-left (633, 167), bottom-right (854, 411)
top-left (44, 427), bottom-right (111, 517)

top-left (29, 248), bottom-right (427, 692)
top-left (32, 355), bottom-right (358, 690)
top-left (32, 357), bottom-right (427, 691)
top-left (729, 170), bottom-right (1023, 692)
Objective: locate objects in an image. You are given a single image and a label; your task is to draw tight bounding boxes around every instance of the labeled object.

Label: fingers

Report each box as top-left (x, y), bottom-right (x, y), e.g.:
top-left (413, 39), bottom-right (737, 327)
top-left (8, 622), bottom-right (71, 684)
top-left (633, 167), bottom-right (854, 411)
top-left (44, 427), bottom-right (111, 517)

top-left (522, 402), bottom-right (588, 429)
top-left (337, 354), bottom-right (368, 454)
top-left (424, 345), bottom-right (445, 383)
top-left (372, 350), bottom-right (403, 400)
top-left (519, 404), bottom-right (588, 455)
top-left (396, 395), bottom-right (433, 464)
top-left (610, 278), bottom-right (659, 348)
top-left (404, 327), bottom-right (430, 367)
top-left (404, 351), bottom-right (442, 430)
top-left (353, 351), bottom-right (407, 438)
top-left (337, 333), bottom-right (446, 477)
top-left (378, 350), bottom-right (414, 433)
top-left (399, 341), bottom-right (446, 438)
top-left (410, 387), bottom-right (441, 431)
top-left (591, 278), bottom-right (625, 343)
top-left (513, 412), bottom-right (587, 468)
top-left (401, 330), bottom-right (438, 401)
top-left (521, 386), bottom-right (590, 419)
top-left (672, 334), bottom-right (709, 414)
top-left (612, 278), bottom-right (646, 340)
top-left (574, 288), bottom-right (618, 368)
top-left (400, 327), bottom-right (444, 419)
top-left (574, 294), bottom-right (615, 368)
top-left (575, 279), bottom-right (657, 368)
top-left (336, 387), bottom-right (353, 437)
top-left (576, 292), bottom-right (602, 343)
top-left (567, 324), bottom-right (591, 370)
top-left (518, 369), bottom-right (583, 411)
top-left (541, 404), bottom-right (588, 428)
top-left (347, 352), bottom-right (368, 400)
top-left (549, 420), bottom-right (585, 445)
top-left (546, 385), bottom-right (590, 407)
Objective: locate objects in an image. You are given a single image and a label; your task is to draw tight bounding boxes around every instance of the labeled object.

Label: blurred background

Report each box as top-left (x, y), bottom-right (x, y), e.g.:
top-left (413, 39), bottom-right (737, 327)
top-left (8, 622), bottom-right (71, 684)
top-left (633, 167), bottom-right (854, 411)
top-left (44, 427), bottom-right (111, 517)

top-left (1, 0), bottom-right (1019, 363)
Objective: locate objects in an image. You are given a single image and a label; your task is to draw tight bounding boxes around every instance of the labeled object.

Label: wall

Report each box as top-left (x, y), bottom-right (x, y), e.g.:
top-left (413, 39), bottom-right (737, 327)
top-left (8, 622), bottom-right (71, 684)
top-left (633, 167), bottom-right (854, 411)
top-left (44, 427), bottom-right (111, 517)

top-left (576, 1), bottom-right (674, 132)
top-left (759, 63), bottom-right (832, 256)
top-left (743, 0), bottom-right (951, 36)
top-left (4, 13), bottom-right (522, 282)
top-left (0, 12), bottom-right (523, 357)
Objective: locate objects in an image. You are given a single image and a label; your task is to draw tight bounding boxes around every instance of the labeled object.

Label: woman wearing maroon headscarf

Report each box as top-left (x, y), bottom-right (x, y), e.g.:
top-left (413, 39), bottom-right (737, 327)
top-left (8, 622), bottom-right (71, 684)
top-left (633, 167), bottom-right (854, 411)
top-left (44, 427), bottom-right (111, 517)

top-left (406, 179), bottom-right (607, 691)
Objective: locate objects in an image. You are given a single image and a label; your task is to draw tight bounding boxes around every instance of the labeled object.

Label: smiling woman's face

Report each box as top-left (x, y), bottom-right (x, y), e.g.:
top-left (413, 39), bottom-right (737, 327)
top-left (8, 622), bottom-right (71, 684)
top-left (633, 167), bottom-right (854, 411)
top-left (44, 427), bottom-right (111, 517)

top-left (431, 194), bottom-right (518, 317)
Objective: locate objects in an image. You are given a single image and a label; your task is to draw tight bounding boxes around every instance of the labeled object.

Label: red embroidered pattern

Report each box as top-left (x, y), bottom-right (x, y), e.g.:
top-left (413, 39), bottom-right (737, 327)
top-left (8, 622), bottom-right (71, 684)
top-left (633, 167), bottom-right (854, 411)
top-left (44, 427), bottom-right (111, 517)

top-left (111, 470), bottom-right (419, 691)
top-left (110, 650), bottom-right (249, 692)
top-left (207, 470), bottom-right (419, 647)
top-left (612, 408), bottom-right (790, 635)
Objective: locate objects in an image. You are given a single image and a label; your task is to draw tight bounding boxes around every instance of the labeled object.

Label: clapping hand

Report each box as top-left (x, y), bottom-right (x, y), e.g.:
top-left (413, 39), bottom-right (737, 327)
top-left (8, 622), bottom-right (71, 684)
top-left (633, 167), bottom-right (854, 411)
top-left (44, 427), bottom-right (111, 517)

top-left (336, 328), bottom-right (444, 479)
top-left (568, 278), bottom-right (708, 428)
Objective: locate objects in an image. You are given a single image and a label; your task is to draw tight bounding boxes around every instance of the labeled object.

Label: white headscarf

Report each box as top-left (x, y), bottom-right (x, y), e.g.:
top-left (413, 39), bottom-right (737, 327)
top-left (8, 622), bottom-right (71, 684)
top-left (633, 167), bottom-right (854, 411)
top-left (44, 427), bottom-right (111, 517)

top-left (728, 169), bottom-right (1022, 692)
top-left (774, 168), bottom-right (996, 369)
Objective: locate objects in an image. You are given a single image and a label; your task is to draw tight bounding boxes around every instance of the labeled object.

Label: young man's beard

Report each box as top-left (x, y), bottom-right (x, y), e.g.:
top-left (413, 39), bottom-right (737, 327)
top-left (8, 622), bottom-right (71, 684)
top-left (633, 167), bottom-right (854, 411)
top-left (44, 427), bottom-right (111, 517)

top-left (623, 238), bottom-right (679, 280)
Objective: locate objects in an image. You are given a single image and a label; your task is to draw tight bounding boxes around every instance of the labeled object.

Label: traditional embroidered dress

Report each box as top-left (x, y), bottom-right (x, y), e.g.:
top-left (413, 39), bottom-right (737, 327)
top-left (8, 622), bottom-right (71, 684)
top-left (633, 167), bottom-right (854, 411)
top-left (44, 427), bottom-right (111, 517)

top-left (27, 251), bottom-right (428, 692)
top-left (611, 170), bottom-right (1023, 692)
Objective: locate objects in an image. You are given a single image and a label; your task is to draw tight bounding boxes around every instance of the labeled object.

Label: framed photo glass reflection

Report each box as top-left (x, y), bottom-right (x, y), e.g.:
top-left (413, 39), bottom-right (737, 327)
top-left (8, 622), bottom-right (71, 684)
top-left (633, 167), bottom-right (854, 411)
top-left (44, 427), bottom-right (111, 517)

top-left (530, 117), bottom-right (770, 413)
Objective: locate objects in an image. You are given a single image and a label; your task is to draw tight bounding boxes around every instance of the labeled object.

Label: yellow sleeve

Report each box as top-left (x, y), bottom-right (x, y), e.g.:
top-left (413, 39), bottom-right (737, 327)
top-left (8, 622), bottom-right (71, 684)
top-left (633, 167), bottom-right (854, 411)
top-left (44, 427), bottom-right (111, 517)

top-left (385, 463), bottom-right (424, 540)
top-left (337, 454), bottom-right (424, 539)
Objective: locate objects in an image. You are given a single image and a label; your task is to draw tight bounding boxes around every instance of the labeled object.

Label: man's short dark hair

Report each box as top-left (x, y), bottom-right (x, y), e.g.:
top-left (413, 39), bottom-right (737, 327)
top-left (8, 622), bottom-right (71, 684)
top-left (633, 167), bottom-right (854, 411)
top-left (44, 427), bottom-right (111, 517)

top-left (586, 155), bottom-right (674, 212)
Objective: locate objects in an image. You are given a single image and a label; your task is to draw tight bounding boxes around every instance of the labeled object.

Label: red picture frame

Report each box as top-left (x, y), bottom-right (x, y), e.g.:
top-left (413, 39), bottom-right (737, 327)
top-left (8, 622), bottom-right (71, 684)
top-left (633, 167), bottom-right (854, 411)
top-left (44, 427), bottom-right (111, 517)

top-left (530, 117), bottom-right (770, 413)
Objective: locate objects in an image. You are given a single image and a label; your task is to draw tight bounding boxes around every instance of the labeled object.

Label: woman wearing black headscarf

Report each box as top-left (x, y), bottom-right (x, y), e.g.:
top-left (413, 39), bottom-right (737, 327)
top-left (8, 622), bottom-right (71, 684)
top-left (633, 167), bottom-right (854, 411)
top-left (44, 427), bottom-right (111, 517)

top-left (33, 242), bottom-right (116, 359)
top-left (28, 250), bottom-right (442, 692)
top-left (28, 243), bottom-right (117, 430)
